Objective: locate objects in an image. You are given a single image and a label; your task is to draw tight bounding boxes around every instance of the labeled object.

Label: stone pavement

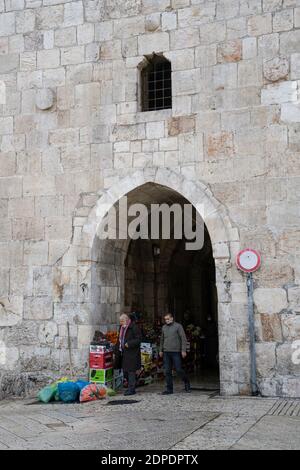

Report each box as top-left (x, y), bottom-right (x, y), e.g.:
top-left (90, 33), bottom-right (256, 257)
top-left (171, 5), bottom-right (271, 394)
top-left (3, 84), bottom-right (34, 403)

top-left (0, 384), bottom-right (300, 450)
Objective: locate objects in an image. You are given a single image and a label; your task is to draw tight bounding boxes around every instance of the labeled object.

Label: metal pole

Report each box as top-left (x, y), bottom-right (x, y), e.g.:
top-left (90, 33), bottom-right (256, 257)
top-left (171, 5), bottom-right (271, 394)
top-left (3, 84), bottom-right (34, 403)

top-left (247, 272), bottom-right (258, 396)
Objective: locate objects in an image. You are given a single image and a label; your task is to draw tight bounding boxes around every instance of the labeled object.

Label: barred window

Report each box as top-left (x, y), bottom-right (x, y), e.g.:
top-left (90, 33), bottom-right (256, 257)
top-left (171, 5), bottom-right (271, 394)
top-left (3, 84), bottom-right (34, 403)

top-left (141, 55), bottom-right (172, 112)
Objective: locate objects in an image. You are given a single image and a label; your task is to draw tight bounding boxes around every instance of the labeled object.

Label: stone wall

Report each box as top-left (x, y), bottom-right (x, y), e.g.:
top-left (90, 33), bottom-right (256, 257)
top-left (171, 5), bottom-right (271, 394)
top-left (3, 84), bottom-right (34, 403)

top-left (0, 0), bottom-right (299, 398)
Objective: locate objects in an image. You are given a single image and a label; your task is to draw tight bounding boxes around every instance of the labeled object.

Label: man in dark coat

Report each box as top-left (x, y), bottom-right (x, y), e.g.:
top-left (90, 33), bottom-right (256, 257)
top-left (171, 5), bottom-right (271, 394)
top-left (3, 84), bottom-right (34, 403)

top-left (114, 314), bottom-right (142, 396)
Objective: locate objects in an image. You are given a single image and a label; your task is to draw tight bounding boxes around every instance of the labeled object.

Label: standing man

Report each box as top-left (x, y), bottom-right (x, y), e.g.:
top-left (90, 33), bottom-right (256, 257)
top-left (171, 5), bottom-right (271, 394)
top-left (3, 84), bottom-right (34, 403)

top-left (159, 313), bottom-right (191, 395)
top-left (114, 314), bottom-right (142, 396)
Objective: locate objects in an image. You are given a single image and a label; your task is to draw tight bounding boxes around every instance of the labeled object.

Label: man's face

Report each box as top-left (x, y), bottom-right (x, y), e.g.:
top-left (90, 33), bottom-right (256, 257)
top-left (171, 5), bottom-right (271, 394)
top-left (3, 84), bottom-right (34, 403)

top-left (164, 315), bottom-right (173, 325)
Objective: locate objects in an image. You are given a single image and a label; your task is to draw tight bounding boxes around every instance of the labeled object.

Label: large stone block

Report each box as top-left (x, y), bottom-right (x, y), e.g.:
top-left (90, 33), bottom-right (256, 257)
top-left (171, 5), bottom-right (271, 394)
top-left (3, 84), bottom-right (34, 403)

top-left (255, 342), bottom-right (276, 379)
top-left (38, 321), bottom-right (58, 345)
top-left (63, 1), bottom-right (84, 27)
top-left (260, 313), bottom-right (283, 342)
top-left (146, 121), bottom-right (165, 139)
top-left (9, 267), bottom-right (33, 296)
top-left (213, 63), bottom-right (237, 89)
top-left (276, 343), bottom-right (299, 376)
top-left (281, 103), bottom-right (300, 122)
top-left (217, 40), bottom-right (242, 63)
top-left (0, 117), bottom-right (13, 135)
top-left (37, 49), bottom-right (60, 69)
top-left (45, 216), bottom-right (72, 241)
top-left (248, 14), bottom-right (272, 37)
top-left (0, 346), bottom-right (20, 371)
top-left (142, 0), bottom-right (170, 15)
top-left (170, 28), bottom-right (200, 50)
top-left (0, 151), bottom-right (16, 176)
top-left (281, 314), bottom-right (300, 341)
top-left (0, 296), bottom-right (23, 326)
top-left (273, 9), bottom-right (294, 32)
top-left (168, 115), bottom-right (195, 136)
top-left (138, 32), bottom-right (170, 55)
top-left (287, 287), bottom-right (300, 314)
top-left (280, 30), bottom-right (300, 55)
top-left (0, 54), bottom-right (19, 73)
top-left (24, 241), bottom-right (48, 265)
top-left (0, 177), bottom-right (22, 198)
top-left (0, 12), bottom-right (15, 37)
top-left (205, 132), bottom-right (235, 159)
top-left (264, 56), bottom-right (289, 82)
top-left (24, 296), bottom-right (53, 320)
top-left (254, 288), bottom-right (288, 314)
top-left (36, 6), bottom-right (64, 30)
top-left (12, 218), bottom-right (45, 241)
top-left (200, 21), bottom-right (226, 44)
top-left (291, 53), bottom-right (300, 79)
top-left (261, 81), bottom-right (298, 105)
top-left (61, 46), bottom-right (85, 65)
top-left (0, 269), bottom-right (9, 297)
top-left (23, 176), bottom-right (56, 197)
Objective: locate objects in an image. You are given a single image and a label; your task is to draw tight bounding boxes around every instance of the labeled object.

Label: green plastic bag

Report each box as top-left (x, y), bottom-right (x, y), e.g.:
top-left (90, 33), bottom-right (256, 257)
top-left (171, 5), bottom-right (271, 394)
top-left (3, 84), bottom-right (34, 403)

top-left (106, 387), bottom-right (117, 397)
top-left (38, 384), bottom-right (57, 403)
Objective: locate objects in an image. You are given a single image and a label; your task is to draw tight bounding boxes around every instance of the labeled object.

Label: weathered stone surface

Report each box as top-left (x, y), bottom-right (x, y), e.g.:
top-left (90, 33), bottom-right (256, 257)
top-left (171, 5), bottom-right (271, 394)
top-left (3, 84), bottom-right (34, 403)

top-left (256, 342), bottom-right (277, 379)
top-left (263, 56), bottom-right (289, 82)
top-left (254, 288), bottom-right (288, 314)
top-left (260, 314), bottom-right (283, 342)
top-left (38, 321), bottom-right (58, 345)
top-left (217, 40), bottom-right (242, 63)
top-left (261, 81), bottom-right (297, 105)
top-left (205, 132), bottom-right (235, 159)
top-left (291, 53), bottom-right (300, 79)
top-left (0, 0), bottom-right (299, 401)
top-left (35, 89), bottom-right (55, 110)
top-left (281, 314), bottom-right (300, 342)
top-left (0, 297), bottom-right (23, 327)
top-left (168, 116), bottom-right (195, 136)
top-left (23, 297), bottom-right (53, 321)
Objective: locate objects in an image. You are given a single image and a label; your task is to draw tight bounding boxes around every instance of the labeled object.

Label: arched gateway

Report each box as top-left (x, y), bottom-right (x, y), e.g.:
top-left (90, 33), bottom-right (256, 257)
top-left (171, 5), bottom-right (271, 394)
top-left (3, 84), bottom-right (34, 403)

top-left (56, 168), bottom-right (248, 396)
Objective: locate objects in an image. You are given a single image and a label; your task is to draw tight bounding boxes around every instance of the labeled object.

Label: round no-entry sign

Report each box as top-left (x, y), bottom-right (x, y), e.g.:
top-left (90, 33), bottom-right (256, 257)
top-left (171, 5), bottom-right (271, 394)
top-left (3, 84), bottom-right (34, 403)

top-left (236, 249), bottom-right (261, 273)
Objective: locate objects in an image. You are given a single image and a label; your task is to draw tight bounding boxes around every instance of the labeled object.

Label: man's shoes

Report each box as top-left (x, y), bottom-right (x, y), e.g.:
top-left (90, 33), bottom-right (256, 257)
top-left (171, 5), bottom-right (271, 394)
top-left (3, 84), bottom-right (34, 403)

top-left (124, 390), bottom-right (136, 396)
top-left (162, 390), bottom-right (173, 395)
top-left (184, 381), bottom-right (191, 393)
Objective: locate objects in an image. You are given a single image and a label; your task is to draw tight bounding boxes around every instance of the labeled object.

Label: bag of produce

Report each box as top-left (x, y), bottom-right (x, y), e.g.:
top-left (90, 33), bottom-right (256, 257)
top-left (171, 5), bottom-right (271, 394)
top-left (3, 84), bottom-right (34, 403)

top-left (79, 384), bottom-right (107, 403)
top-left (75, 380), bottom-right (90, 391)
top-left (38, 384), bottom-right (57, 403)
top-left (58, 382), bottom-right (80, 403)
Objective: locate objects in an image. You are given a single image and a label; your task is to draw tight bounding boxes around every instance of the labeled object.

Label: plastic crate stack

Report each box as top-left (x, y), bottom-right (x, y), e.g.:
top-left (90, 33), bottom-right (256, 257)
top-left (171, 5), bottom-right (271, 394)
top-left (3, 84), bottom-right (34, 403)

top-left (89, 344), bottom-right (114, 388)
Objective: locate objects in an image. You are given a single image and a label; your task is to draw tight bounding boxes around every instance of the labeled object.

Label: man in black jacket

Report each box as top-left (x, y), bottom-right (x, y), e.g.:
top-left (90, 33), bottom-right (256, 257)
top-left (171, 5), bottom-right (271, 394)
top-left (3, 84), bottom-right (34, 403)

top-left (114, 314), bottom-right (142, 396)
top-left (159, 313), bottom-right (191, 395)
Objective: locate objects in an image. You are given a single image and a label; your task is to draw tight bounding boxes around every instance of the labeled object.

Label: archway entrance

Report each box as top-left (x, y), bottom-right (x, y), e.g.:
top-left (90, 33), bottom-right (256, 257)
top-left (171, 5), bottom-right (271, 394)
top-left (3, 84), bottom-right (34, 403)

top-left (60, 168), bottom-right (245, 395)
top-left (93, 182), bottom-right (220, 390)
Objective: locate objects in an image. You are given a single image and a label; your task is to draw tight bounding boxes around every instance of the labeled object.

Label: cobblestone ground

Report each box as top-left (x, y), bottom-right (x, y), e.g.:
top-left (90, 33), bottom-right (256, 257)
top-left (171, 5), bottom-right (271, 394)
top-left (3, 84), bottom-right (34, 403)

top-left (0, 382), bottom-right (300, 450)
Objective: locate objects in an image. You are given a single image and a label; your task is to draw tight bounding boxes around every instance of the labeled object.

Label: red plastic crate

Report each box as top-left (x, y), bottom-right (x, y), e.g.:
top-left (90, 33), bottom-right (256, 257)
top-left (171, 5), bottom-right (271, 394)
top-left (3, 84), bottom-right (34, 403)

top-left (89, 352), bottom-right (113, 370)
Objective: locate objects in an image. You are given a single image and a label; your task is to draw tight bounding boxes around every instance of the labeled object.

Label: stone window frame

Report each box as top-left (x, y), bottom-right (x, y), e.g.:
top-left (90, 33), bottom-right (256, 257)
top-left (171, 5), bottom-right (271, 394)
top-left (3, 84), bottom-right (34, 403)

top-left (138, 53), bottom-right (172, 113)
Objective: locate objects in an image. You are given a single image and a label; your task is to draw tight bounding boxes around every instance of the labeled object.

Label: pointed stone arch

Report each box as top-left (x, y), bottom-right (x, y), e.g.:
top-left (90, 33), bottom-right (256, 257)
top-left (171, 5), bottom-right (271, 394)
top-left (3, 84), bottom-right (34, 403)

top-left (56, 168), bottom-right (249, 396)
